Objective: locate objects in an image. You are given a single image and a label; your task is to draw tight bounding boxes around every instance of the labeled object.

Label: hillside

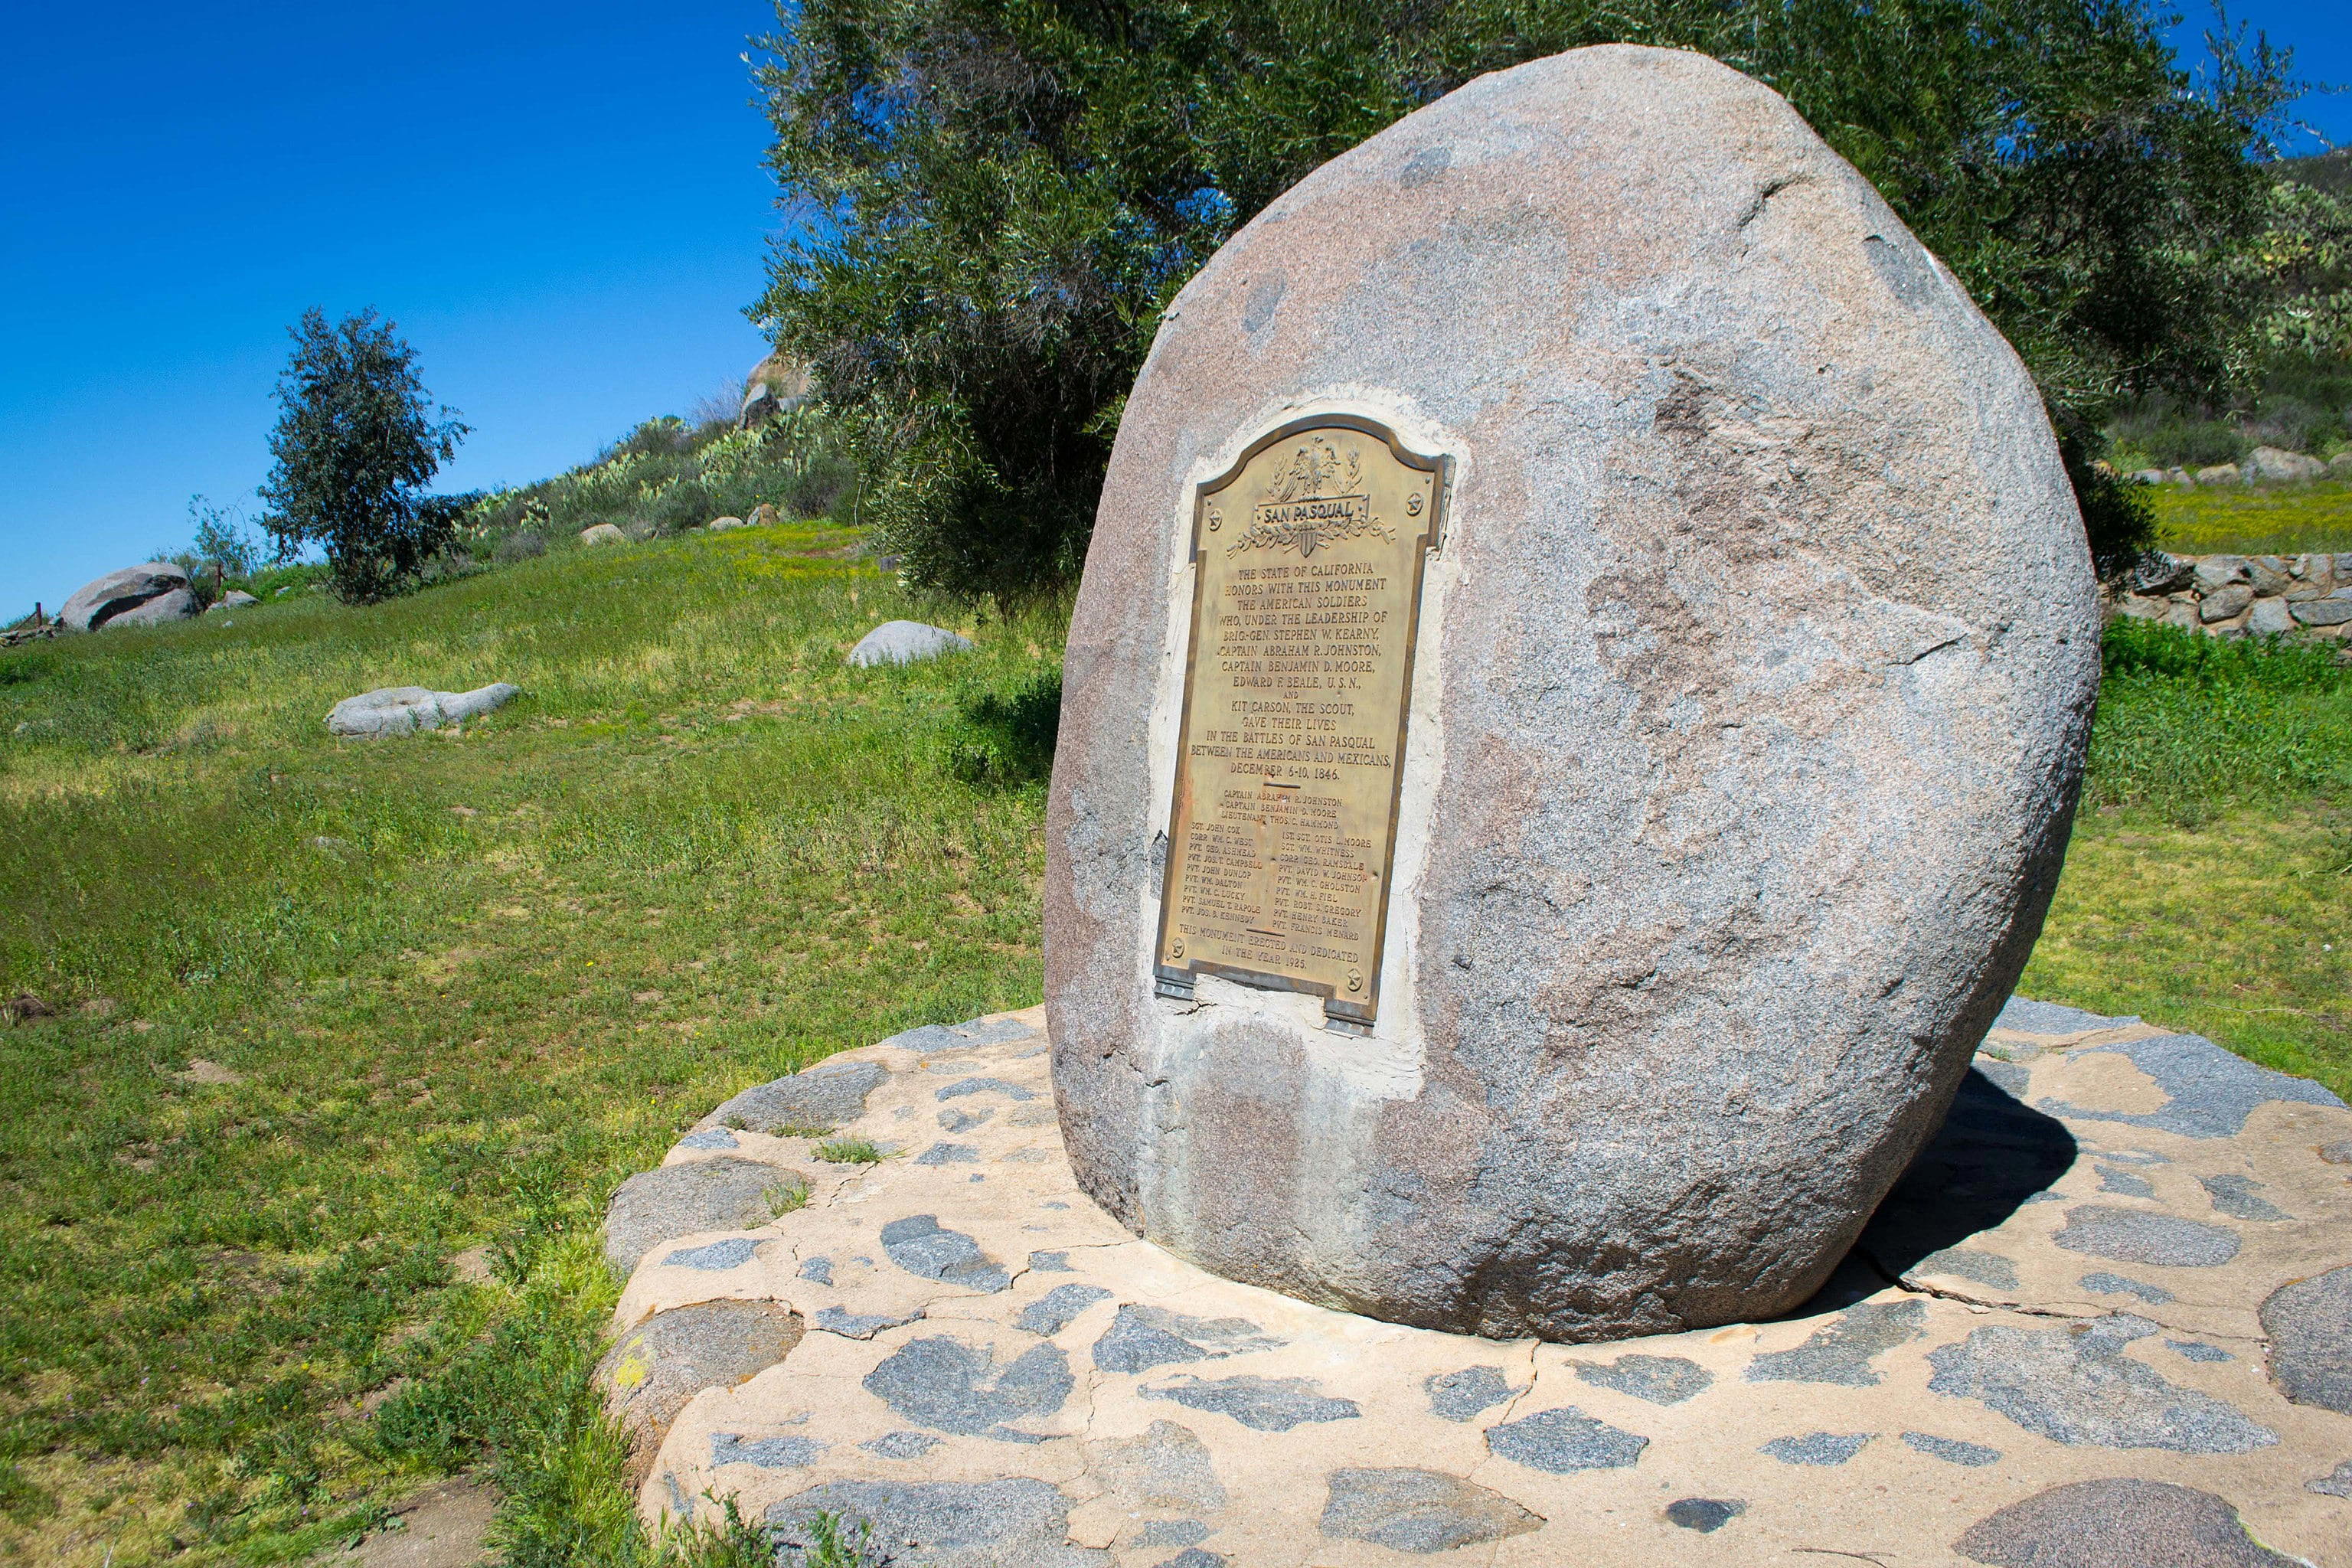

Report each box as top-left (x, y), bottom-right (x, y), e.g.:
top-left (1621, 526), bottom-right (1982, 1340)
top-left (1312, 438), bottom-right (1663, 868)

top-left (0, 521), bottom-right (1061, 1565)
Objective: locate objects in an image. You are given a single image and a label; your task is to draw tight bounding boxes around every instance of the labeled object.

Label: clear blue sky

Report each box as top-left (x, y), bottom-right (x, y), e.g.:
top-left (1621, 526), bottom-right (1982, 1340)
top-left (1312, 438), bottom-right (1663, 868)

top-left (0, 3), bottom-right (2345, 614)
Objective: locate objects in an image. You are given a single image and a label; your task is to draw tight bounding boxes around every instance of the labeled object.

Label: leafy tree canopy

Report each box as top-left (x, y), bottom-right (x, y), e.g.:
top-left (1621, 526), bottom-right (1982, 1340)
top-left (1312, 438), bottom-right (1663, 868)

top-left (753, 0), bottom-right (2301, 596)
top-left (260, 309), bottom-right (469, 603)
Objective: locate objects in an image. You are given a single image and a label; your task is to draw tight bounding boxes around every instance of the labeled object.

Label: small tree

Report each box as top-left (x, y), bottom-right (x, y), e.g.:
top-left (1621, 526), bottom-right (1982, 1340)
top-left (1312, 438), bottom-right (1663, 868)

top-left (260, 309), bottom-right (469, 603)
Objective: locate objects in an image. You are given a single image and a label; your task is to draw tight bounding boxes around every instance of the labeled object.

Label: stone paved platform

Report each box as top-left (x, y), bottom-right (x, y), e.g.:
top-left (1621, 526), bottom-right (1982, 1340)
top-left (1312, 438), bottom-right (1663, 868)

top-left (596, 1002), bottom-right (2352, 1566)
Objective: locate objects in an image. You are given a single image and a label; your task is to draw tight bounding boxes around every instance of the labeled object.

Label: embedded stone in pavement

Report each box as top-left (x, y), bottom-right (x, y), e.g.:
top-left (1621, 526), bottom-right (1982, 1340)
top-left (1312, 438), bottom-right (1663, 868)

top-left (593, 1300), bottom-right (803, 1482)
top-left (2037, 1034), bottom-right (2344, 1139)
top-left (707, 1058), bottom-right (889, 1135)
top-left (937, 1076), bottom-right (1037, 1102)
top-left (880, 1214), bottom-right (1011, 1292)
top-left (604, 1158), bottom-right (804, 1275)
top-left (1760, 1432), bottom-right (1872, 1466)
top-left (1926, 1317), bottom-right (2277, 1452)
top-left (815, 1304), bottom-right (925, 1340)
top-left (861, 1336), bottom-right (1073, 1437)
top-left (1083, 1419), bottom-right (1227, 1513)
top-left (709, 1432), bottom-right (824, 1469)
top-left (883, 1017), bottom-right (1038, 1054)
top-left (1138, 1374), bottom-right (1359, 1432)
top-left (1909, 1248), bottom-right (2020, 1291)
top-left (768, 1477), bottom-right (1103, 1568)
top-left (2050, 1206), bottom-right (2239, 1268)
top-left (1954, 1478), bottom-right (2301, 1567)
top-left (1015, 1284), bottom-right (1112, 1337)
top-left (1664, 1498), bottom-right (1745, 1533)
top-left (1424, 1366), bottom-right (1515, 1422)
top-left (661, 1237), bottom-right (758, 1271)
top-left (1903, 1432), bottom-right (2001, 1466)
top-left (2200, 1174), bottom-right (2288, 1221)
top-left (2258, 1264), bottom-right (2352, 1415)
top-left (1318, 1467), bottom-right (1543, 1553)
top-left (1092, 1305), bottom-right (1279, 1374)
top-left (1746, 1302), bottom-right (1926, 1386)
top-left (1485, 1407), bottom-right (1648, 1473)
top-left (1571, 1354), bottom-right (1713, 1405)
top-left (2079, 1271), bottom-right (2173, 1305)
top-left (861, 1431), bottom-right (939, 1460)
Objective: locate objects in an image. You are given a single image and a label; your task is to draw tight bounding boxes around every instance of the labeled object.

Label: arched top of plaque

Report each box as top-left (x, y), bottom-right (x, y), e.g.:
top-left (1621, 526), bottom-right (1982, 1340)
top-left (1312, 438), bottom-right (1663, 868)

top-left (1156, 413), bottom-right (1451, 1035)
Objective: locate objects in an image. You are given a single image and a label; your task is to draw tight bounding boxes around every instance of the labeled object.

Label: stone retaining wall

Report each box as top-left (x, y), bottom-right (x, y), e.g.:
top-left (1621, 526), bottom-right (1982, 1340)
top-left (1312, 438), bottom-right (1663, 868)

top-left (2112, 551), bottom-right (2352, 639)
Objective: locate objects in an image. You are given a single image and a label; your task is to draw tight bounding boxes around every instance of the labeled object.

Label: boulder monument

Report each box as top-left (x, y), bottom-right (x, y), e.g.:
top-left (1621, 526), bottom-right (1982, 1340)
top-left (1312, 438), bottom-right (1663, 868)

top-left (1044, 45), bottom-right (2100, 1341)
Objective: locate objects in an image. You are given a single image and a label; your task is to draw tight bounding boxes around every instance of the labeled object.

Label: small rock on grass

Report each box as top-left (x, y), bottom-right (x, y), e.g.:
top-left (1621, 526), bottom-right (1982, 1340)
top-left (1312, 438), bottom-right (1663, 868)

top-left (579, 523), bottom-right (626, 546)
top-left (848, 621), bottom-right (973, 668)
top-left (328, 684), bottom-right (521, 738)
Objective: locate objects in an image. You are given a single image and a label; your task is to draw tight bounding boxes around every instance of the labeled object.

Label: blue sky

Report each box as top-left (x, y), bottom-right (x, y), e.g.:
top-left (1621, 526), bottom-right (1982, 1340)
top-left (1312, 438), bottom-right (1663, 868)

top-left (1, 2), bottom-right (2347, 613)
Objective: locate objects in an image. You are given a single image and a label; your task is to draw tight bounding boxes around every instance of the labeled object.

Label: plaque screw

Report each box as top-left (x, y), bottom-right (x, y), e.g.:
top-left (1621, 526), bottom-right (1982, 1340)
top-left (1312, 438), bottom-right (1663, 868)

top-left (1171, 939), bottom-right (1186, 958)
top-left (1347, 970), bottom-right (1364, 992)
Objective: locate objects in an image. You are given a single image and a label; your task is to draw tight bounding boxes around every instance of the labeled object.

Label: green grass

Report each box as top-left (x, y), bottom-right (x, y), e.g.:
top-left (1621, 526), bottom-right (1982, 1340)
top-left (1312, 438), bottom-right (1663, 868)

top-left (8, 523), bottom-right (2352, 1565)
top-left (2147, 479), bottom-right (2352, 557)
top-left (2020, 617), bottom-right (2352, 1102)
top-left (0, 521), bottom-right (1060, 1565)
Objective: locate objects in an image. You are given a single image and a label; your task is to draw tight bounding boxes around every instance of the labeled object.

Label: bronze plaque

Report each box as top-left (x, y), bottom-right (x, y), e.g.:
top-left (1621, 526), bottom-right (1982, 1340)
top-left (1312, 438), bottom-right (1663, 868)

top-left (1155, 415), bottom-right (1447, 1033)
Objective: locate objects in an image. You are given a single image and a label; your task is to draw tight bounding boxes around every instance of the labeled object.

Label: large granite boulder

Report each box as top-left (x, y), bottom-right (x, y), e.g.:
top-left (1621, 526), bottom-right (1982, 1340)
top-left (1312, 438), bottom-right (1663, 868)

top-left (59, 564), bottom-right (194, 631)
top-left (1044, 46), bottom-right (2099, 1341)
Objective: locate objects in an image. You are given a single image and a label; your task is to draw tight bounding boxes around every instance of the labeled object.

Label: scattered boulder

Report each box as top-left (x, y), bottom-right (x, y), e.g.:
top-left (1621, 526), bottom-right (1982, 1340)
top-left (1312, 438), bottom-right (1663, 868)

top-left (2168, 469), bottom-right (2194, 487)
top-left (596, 1300), bottom-right (804, 1484)
top-left (60, 564), bottom-right (196, 631)
top-left (327, 684), bottom-right (521, 738)
top-left (580, 523), bottom-right (627, 547)
top-left (750, 502), bottom-right (779, 528)
top-left (2243, 446), bottom-right (2327, 485)
top-left (106, 589), bottom-right (198, 627)
top-left (848, 621), bottom-right (974, 668)
top-left (222, 590), bottom-right (260, 608)
top-left (2194, 463), bottom-right (2242, 486)
top-left (2332, 452), bottom-right (2352, 480)
top-left (2128, 469), bottom-right (2165, 485)
top-left (740, 352), bottom-right (814, 431)
top-left (706, 515), bottom-right (747, 532)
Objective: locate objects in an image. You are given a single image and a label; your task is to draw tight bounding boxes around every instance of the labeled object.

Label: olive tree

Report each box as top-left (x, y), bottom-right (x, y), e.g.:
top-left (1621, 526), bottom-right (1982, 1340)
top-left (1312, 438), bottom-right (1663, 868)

top-left (260, 309), bottom-right (469, 603)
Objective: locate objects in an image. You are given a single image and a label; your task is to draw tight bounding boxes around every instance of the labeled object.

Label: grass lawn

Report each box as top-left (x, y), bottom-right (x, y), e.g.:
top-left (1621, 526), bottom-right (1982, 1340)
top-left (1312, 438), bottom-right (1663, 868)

top-left (0, 525), bottom-right (1057, 1565)
top-left (2148, 478), bottom-right (2352, 557)
top-left (5, 528), bottom-right (2351, 1564)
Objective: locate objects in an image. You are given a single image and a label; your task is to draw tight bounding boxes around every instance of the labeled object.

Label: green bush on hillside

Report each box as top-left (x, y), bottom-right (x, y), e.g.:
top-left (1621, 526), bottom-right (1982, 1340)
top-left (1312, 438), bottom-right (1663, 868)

top-left (457, 407), bottom-right (855, 551)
